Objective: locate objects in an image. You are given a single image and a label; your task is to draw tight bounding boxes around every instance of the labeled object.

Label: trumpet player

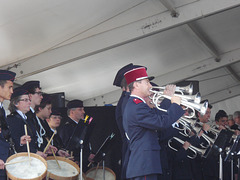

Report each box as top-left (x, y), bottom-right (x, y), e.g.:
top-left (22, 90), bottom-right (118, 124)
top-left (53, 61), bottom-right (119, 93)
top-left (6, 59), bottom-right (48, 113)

top-left (145, 82), bottom-right (181, 180)
top-left (169, 108), bottom-right (200, 180)
top-left (122, 67), bottom-right (184, 180)
top-left (201, 110), bottom-right (237, 180)
top-left (191, 100), bottom-right (212, 180)
top-left (113, 63), bottom-right (145, 180)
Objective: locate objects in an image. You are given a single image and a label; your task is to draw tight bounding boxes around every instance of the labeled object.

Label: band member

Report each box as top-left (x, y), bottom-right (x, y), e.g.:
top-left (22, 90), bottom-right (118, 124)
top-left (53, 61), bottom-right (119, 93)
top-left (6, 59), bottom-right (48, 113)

top-left (113, 63), bottom-right (145, 179)
top-left (22, 81), bottom-right (57, 158)
top-left (191, 100), bottom-right (212, 180)
top-left (201, 110), bottom-right (234, 180)
top-left (6, 87), bottom-right (34, 153)
top-left (0, 70), bottom-right (28, 178)
top-left (231, 111), bottom-right (240, 131)
top-left (123, 67), bottom-right (184, 180)
top-left (46, 108), bottom-right (66, 151)
top-left (35, 94), bottom-right (69, 157)
top-left (59, 99), bottom-right (94, 172)
top-left (144, 83), bottom-right (181, 180)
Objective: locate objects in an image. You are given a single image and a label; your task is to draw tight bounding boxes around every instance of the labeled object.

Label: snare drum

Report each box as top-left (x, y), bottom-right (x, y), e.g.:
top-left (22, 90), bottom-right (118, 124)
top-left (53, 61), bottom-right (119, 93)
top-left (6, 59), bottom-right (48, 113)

top-left (6, 152), bottom-right (47, 180)
top-left (86, 166), bottom-right (116, 180)
top-left (46, 156), bottom-right (80, 180)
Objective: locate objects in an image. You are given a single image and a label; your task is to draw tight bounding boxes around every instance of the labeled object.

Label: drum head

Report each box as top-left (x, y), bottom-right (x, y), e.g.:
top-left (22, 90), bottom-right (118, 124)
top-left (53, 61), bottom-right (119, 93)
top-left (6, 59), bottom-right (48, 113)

top-left (86, 166), bottom-right (116, 180)
top-left (46, 156), bottom-right (80, 180)
top-left (6, 152), bottom-right (47, 180)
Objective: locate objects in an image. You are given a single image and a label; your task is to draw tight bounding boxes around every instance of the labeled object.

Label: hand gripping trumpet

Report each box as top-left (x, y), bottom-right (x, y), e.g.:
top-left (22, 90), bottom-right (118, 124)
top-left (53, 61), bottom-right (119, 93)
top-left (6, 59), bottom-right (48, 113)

top-left (195, 122), bottom-right (221, 137)
top-left (150, 88), bottom-right (208, 118)
top-left (191, 125), bottom-right (216, 148)
top-left (168, 137), bottom-right (207, 159)
top-left (151, 83), bottom-right (193, 95)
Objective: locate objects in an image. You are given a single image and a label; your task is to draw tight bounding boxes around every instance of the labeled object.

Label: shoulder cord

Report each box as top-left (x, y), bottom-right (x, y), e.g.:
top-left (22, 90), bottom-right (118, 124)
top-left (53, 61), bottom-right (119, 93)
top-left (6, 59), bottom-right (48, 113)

top-left (35, 116), bottom-right (46, 147)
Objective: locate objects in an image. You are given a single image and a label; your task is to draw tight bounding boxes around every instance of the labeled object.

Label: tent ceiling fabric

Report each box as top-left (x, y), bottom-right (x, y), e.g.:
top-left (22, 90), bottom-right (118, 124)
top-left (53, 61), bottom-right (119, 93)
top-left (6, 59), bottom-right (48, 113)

top-left (1, 0), bottom-right (240, 115)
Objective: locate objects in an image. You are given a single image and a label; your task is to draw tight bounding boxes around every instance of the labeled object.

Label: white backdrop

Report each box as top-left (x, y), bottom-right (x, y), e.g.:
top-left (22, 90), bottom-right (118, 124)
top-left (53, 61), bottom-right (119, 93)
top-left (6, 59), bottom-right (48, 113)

top-left (210, 95), bottom-right (240, 122)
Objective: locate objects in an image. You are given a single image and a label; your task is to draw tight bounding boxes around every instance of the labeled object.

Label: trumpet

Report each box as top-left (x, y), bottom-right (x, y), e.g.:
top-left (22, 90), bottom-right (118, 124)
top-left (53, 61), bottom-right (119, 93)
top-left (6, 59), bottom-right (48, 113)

top-left (150, 91), bottom-right (208, 118)
top-left (177, 117), bottom-right (197, 137)
top-left (191, 125), bottom-right (216, 148)
top-left (151, 83), bottom-right (193, 95)
top-left (212, 124), bottom-right (238, 139)
top-left (168, 137), bottom-right (207, 159)
top-left (195, 122), bottom-right (221, 137)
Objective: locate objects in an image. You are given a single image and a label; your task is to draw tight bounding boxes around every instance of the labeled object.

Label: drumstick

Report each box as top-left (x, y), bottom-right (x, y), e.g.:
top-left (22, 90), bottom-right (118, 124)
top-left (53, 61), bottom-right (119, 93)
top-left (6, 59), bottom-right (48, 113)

top-left (24, 124), bottom-right (31, 164)
top-left (51, 148), bottom-right (61, 169)
top-left (46, 137), bottom-right (61, 169)
top-left (43, 130), bottom-right (56, 154)
top-left (5, 159), bottom-right (30, 166)
top-left (93, 162), bottom-right (100, 179)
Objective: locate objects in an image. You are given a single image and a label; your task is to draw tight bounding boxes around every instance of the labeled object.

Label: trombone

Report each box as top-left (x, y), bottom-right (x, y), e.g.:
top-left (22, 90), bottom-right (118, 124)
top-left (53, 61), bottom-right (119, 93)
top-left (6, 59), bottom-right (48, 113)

top-left (168, 137), bottom-right (207, 159)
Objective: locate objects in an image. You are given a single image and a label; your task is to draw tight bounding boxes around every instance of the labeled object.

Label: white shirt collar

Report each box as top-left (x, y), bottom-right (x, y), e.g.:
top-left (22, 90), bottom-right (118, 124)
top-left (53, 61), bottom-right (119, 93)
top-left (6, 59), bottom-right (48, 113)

top-left (0, 102), bottom-right (3, 108)
top-left (69, 116), bottom-right (79, 124)
top-left (130, 95), bottom-right (146, 103)
top-left (30, 106), bottom-right (35, 113)
top-left (51, 128), bottom-right (57, 133)
top-left (16, 110), bottom-right (27, 119)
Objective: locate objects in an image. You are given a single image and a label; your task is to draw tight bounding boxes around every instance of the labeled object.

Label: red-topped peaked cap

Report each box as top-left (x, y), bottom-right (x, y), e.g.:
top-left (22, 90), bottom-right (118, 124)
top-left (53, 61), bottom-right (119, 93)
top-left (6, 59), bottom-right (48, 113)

top-left (124, 67), bottom-right (154, 85)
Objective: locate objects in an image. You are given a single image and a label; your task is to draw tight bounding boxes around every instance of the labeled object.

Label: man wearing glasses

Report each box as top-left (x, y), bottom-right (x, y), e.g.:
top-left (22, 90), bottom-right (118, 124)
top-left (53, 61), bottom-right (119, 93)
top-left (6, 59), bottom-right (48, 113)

top-left (22, 81), bottom-right (57, 158)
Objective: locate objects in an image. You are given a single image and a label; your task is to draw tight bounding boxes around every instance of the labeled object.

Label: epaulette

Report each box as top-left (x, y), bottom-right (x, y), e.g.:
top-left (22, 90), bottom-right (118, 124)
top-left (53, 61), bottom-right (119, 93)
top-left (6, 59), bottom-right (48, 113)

top-left (133, 98), bottom-right (143, 104)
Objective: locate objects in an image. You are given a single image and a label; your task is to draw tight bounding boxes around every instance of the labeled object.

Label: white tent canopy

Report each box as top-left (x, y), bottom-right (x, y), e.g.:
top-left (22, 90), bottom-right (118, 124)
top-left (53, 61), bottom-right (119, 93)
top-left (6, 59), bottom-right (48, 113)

top-left (1, 0), bottom-right (240, 119)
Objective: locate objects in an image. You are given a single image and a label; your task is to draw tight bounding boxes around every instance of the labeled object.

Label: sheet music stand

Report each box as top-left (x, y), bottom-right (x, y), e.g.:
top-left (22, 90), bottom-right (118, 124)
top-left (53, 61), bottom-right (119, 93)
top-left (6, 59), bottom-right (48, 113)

top-left (203, 129), bottom-right (234, 180)
top-left (224, 135), bottom-right (240, 180)
top-left (204, 129), bottom-right (234, 158)
top-left (92, 133), bottom-right (115, 180)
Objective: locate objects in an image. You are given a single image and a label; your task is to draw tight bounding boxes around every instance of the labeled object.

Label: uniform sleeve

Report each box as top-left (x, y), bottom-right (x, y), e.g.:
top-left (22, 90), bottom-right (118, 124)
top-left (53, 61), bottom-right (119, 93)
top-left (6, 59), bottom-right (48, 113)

top-left (59, 124), bottom-right (72, 148)
top-left (6, 116), bottom-right (27, 152)
top-left (137, 103), bottom-right (184, 130)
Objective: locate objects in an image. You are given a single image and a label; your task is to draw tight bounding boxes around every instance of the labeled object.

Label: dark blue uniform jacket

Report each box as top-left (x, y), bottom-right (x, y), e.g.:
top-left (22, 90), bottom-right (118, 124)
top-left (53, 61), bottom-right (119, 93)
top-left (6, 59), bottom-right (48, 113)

top-left (123, 96), bottom-right (184, 178)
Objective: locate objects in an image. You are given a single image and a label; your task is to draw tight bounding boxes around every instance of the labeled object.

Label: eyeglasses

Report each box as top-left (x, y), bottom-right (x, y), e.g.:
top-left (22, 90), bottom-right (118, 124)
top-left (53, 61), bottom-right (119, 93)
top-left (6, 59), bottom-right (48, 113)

top-left (34, 92), bottom-right (43, 96)
top-left (19, 98), bottom-right (31, 102)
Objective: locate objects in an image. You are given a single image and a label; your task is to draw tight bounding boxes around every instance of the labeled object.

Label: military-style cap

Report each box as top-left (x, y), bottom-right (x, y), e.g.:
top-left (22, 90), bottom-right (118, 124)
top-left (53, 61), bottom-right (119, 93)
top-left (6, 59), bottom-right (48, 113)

top-left (124, 67), bottom-right (154, 85)
top-left (0, 70), bottom-right (16, 82)
top-left (11, 87), bottom-right (29, 99)
top-left (41, 94), bottom-right (51, 104)
top-left (67, 99), bottom-right (83, 109)
top-left (113, 63), bottom-right (150, 87)
top-left (50, 108), bottom-right (62, 116)
top-left (113, 63), bottom-right (133, 87)
top-left (22, 81), bottom-right (40, 90)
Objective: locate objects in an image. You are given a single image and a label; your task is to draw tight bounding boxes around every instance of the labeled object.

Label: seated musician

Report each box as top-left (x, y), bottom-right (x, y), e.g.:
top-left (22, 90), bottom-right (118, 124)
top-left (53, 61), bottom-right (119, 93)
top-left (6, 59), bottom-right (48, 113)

top-left (46, 108), bottom-right (70, 157)
top-left (6, 87), bottom-right (40, 154)
top-left (35, 94), bottom-right (69, 157)
top-left (22, 81), bottom-right (57, 158)
top-left (59, 100), bottom-right (95, 173)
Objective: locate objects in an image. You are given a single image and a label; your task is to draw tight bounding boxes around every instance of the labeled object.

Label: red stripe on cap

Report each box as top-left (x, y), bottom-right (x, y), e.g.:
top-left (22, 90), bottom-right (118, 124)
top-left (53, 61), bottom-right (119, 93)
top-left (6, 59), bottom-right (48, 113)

top-left (124, 67), bottom-right (148, 85)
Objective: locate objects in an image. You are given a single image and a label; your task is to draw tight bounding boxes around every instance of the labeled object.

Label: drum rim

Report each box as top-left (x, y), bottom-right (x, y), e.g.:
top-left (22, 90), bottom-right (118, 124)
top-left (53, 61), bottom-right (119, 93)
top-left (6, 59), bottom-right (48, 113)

top-left (85, 166), bottom-right (116, 180)
top-left (6, 152), bottom-right (47, 180)
top-left (46, 156), bottom-right (80, 180)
